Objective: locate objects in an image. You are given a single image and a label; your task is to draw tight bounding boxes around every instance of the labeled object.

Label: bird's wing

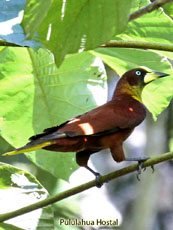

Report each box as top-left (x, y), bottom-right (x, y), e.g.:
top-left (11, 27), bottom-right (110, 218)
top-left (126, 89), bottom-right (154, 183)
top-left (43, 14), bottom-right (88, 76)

top-left (58, 98), bottom-right (146, 137)
top-left (25, 96), bottom-right (146, 145)
top-left (31, 97), bottom-right (146, 141)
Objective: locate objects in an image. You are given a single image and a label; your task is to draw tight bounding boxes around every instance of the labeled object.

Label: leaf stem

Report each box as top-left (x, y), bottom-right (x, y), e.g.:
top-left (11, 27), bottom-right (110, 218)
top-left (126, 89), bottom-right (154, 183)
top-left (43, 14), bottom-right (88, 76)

top-left (0, 152), bottom-right (172, 222)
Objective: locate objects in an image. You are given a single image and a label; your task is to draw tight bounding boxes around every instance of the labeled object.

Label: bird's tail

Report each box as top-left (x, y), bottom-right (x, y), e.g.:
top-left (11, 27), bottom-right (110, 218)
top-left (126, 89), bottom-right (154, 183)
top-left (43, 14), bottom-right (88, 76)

top-left (2, 140), bottom-right (54, 156)
top-left (2, 131), bottom-right (67, 156)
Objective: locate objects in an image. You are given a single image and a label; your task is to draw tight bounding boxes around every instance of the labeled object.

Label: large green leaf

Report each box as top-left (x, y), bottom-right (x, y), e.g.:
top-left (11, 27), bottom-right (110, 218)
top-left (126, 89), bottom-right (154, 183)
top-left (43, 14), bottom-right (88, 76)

top-left (162, 0), bottom-right (173, 18)
top-left (22, 0), bottom-right (133, 66)
top-left (0, 48), bottom-right (107, 180)
top-left (91, 48), bottom-right (173, 120)
top-left (0, 163), bottom-right (54, 230)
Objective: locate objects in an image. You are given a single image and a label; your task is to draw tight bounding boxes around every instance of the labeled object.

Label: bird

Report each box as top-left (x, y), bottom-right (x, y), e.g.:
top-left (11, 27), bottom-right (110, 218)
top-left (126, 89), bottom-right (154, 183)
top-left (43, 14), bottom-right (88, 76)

top-left (3, 67), bottom-right (169, 187)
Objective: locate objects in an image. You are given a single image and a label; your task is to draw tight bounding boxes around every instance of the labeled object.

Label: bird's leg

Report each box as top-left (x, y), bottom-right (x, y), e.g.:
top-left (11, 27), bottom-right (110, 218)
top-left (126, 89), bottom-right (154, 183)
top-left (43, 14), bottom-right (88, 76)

top-left (85, 166), bottom-right (103, 188)
top-left (76, 151), bottom-right (103, 188)
top-left (125, 156), bottom-right (154, 180)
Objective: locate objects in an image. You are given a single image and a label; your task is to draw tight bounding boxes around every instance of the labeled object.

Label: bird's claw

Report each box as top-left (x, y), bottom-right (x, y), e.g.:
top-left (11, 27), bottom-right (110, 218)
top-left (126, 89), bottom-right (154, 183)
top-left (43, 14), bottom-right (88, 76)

top-left (125, 156), bottom-right (153, 181)
top-left (136, 160), bottom-right (143, 181)
top-left (95, 172), bottom-right (103, 188)
top-left (143, 167), bottom-right (146, 172)
top-left (85, 166), bottom-right (103, 188)
top-left (151, 165), bottom-right (155, 173)
top-left (136, 159), bottom-right (155, 181)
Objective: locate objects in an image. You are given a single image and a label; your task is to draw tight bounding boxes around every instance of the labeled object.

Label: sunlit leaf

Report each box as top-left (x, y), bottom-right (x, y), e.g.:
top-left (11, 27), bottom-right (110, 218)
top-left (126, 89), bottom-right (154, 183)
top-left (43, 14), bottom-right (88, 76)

top-left (143, 76), bottom-right (173, 121)
top-left (0, 163), bottom-right (54, 230)
top-left (162, 1), bottom-right (173, 18)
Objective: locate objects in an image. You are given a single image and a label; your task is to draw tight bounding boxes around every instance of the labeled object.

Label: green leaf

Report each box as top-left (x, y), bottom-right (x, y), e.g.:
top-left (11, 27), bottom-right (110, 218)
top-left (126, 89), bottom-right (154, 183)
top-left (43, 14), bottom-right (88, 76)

top-left (127, 0), bottom-right (173, 43)
top-left (0, 136), bottom-right (13, 155)
top-left (91, 48), bottom-right (171, 75)
top-left (0, 162), bottom-right (42, 189)
top-left (22, 0), bottom-right (133, 66)
top-left (91, 48), bottom-right (173, 119)
top-left (0, 223), bottom-right (24, 230)
top-left (0, 48), bottom-right (107, 181)
top-left (0, 47), bottom-right (35, 146)
top-left (0, 0), bottom-right (40, 49)
top-left (21, 0), bottom-right (53, 38)
top-left (162, 1), bottom-right (173, 18)
top-left (143, 76), bottom-right (173, 121)
top-left (37, 206), bottom-right (55, 230)
top-left (116, 5), bottom-right (173, 59)
top-left (0, 163), bottom-right (54, 230)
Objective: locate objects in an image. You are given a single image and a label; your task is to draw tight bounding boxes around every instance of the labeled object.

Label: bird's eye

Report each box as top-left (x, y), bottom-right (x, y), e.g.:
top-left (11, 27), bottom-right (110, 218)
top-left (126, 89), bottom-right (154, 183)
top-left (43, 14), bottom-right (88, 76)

top-left (136, 71), bottom-right (141, 76)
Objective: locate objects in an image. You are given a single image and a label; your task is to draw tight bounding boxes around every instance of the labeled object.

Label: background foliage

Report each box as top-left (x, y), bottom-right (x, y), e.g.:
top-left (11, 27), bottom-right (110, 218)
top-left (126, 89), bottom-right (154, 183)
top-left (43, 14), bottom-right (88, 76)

top-left (0, 0), bottom-right (172, 229)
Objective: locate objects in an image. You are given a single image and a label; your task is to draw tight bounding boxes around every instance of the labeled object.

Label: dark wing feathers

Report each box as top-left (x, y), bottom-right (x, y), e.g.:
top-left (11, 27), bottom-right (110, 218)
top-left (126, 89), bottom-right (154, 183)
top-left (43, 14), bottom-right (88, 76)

top-left (91, 127), bottom-right (121, 136)
top-left (29, 120), bottom-right (70, 141)
top-left (59, 98), bottom-right (146, 136)
top-left (29, 114), bottom-right (83, 141)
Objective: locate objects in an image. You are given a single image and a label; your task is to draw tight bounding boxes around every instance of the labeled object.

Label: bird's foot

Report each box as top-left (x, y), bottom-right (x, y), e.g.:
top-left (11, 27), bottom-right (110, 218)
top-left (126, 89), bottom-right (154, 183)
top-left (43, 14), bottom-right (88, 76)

top-left (136, 160), bottom-right (146, 181)
top-left (85, 166), bottom-right (103, 188)
top-left (151, 165), bottom-right (155, 174)
top-left (94, 172), bottom-right (103, 188)
top-left (125, 156), bottom-right (154, 180)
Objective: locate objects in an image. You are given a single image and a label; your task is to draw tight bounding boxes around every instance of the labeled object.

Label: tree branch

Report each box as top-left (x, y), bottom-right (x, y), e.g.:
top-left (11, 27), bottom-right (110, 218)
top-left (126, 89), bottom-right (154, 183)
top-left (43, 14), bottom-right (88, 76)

top-left (129, 0), bottom-right (172, 22)
top-left (101, 40), bottom-right (173, 52)
top-left (0, 40), bottom-right (21, 47)
top-left (0, 152), bottom-right (172, 222)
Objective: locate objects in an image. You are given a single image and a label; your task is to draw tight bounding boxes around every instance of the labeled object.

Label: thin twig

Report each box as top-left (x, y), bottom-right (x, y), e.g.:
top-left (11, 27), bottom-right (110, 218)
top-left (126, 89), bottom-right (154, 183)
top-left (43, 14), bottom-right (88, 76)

top-left (0, 152), bottom-right (172, 222)
top-left (101, 40), bottom-right (173, 52)
top-left (129, 0), bottom-right (172, 22)
top-left (0, 40), bottom-right (22, 47)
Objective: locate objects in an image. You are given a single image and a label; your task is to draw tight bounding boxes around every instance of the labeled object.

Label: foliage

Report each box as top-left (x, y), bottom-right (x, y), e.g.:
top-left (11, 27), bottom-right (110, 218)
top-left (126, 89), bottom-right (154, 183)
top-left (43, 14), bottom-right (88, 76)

top-left (0, 0), bottom-right (172, 229)
top-left (22, 0), bottom-right (133, 66)
top-left (0, 162), bottom-right (54, 229)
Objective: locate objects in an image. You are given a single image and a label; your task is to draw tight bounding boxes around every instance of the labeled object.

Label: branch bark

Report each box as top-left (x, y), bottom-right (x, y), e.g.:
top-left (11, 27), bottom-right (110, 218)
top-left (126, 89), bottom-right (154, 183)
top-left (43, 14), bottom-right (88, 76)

top-left (0, 151), bottom-right (172, 222)
top-left (101, 40), bottom-right (173, 52)
top-left (0, 40), bottom-right (21, 47)
top-left (129, 0), bottom-right (172, 22)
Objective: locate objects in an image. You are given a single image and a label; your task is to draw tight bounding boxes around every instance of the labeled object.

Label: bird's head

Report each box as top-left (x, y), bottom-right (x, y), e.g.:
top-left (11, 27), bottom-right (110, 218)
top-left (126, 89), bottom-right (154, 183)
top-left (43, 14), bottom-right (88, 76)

top-left (114, 67), bottom-right (169, 102)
